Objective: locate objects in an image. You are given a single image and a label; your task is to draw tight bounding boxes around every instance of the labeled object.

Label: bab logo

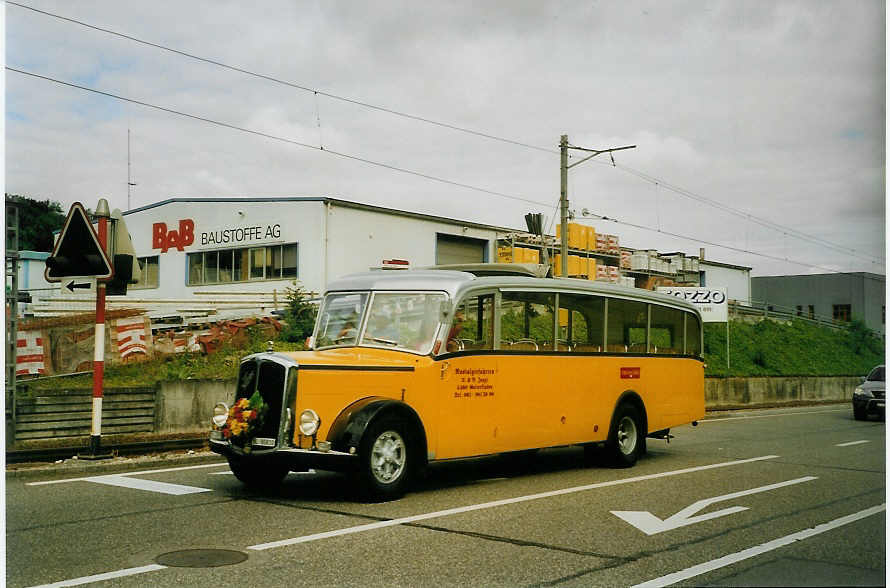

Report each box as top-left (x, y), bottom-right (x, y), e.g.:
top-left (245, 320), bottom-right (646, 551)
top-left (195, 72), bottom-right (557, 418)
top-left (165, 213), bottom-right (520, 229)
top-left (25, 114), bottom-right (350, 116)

top-left (152, 219), bottom-right (195, 253)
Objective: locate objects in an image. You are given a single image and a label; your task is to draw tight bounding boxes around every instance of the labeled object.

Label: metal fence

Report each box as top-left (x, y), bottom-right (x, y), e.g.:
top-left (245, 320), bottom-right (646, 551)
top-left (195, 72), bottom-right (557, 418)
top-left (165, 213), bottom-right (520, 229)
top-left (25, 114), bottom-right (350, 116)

top-left (729, 300), bottom-right (858, 331)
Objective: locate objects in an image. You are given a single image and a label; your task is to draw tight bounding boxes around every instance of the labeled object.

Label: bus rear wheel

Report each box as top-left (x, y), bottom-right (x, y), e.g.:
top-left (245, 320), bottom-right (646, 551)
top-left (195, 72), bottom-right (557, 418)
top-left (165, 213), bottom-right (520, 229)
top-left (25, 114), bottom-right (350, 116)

top-left (607, 404), bottom-right (644, 467)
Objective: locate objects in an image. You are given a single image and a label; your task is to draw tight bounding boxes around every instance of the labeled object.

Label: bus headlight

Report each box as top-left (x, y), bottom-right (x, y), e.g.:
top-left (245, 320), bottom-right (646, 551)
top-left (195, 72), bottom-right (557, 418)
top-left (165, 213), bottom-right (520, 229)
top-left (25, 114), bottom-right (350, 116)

top-left (212, 402), bottom-right (229, 428)
top-left (299, 409), bottom-right (320, 436)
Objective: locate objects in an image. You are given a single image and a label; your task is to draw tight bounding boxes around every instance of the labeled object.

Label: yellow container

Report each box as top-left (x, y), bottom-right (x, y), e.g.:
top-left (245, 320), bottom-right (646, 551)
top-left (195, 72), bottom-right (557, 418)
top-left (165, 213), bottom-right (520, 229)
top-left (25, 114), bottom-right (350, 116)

top-left (557, 223), bottom-right (588, 250)
top-left (587, 258), bottom-right (597, 280)
top-left (568, 255), bottom-right (584, 276)
top-left (497, 246), bottom-right (513, 263)
top-left (586, 226), bottom-right (596, 251)
top-left (518, 247), bottom-right (539, 264)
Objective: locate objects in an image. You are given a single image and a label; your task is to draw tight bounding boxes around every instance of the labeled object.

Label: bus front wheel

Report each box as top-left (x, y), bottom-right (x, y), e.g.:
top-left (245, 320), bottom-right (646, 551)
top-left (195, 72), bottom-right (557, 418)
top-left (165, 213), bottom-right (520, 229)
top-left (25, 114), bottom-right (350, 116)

top-left (607, 404), bottom-right (644, 467)
top-left (356, 417), bottom-right (413, 501)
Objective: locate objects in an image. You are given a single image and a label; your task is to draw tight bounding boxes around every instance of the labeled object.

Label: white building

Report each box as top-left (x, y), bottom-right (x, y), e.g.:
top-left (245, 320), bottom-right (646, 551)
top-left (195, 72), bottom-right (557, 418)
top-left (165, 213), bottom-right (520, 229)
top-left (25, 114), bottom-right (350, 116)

top-left (699, 259), bottom-right (752, 304)
top-left (121, 197), bottom-right (506, 301)
top-left (22, 197), bottom-right (752, 318)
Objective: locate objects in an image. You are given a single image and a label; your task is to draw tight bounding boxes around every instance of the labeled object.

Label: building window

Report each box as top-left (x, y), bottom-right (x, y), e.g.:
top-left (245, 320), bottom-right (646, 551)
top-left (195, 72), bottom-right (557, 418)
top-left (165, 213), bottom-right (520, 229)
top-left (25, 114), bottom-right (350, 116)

top-left (131, 256), bottom-right (159, 289)
top-left (832, 304), bottom-right (851, 322)
top-left (796, 305), bottom-right (802, 316)
top-left (808, 305), bottom-right (815, 319)
top-left (186, 243), bottom-right (298, 286)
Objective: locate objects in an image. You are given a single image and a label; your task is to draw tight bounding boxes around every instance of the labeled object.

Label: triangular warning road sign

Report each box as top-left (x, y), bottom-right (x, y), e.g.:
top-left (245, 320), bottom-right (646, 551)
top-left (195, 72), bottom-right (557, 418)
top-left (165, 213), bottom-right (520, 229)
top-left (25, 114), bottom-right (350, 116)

top-left (44, 202), bottom-right (114, 282)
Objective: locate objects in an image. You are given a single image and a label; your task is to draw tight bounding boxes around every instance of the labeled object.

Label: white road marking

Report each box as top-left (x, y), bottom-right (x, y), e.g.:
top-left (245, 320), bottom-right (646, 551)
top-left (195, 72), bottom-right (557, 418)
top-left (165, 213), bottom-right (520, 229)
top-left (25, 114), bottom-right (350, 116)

top-left (612, 476), bottom-right (818, 535)
top-left (701, 408), bottom-right (845, 423)
top-left (836, 439), bottom-right (870, 447)
top-left (248, 454), bottom-right (780, 550)
top-left (28, 564), bottom-right (167, 587)
top-left (211, 469), bottom-right (317, 476)
top-left (27, 462), bottom-right (227, 486)
top-left (631, 503), bottom-right (886, 588)
top-left (85, 474), bottom-right (211, 495)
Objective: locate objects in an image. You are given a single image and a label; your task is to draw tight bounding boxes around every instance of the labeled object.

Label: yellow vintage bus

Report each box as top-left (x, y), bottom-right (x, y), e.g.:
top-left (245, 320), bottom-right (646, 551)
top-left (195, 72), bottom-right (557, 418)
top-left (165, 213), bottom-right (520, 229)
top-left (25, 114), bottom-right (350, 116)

top-left (210, 265), bottom-right (705, 500)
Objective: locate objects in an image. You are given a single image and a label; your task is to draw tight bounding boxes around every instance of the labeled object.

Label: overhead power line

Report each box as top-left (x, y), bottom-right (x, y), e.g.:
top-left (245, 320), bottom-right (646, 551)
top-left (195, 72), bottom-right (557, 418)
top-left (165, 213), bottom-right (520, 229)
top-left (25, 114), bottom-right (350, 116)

top-left (6, 66), bottom-right (875, 278)
top-left (9, 0), bottom-right (882, 265)
top-left (576, 210), bottom-right (849, 275)
top-left (6, 1), bottom-right (554, 155)
top-left (6, 66), bottom-right (550, 209)
top-left (601, 160), bottom-right (885, 264)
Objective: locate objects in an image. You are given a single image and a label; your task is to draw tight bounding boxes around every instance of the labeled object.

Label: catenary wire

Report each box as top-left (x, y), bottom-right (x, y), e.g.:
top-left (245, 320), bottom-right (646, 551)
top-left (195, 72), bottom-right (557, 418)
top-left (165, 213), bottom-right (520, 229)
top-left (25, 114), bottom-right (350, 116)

top-left (8, 0), bottom-right (882, 265)
top-left (601, 160), bottom-right (885, 263)
top-left (6, 66), bottom-right (550, 209)
top-left (6, 0), bottom-right (555, 155)
top-left (5, 65), bottom-right (868, 277)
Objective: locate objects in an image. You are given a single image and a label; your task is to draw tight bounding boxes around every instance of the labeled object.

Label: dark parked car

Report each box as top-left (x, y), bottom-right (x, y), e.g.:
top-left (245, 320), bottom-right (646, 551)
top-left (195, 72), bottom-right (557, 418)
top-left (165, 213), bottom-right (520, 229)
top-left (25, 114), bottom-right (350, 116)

top-left (853, 365), bottom-right (884, 420)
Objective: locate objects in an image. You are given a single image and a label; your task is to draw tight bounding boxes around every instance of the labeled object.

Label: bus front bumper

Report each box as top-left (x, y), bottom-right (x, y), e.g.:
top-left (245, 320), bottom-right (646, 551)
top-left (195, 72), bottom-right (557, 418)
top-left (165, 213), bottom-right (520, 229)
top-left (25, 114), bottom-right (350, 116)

top-left (209, 434), bottom-right (358, 472)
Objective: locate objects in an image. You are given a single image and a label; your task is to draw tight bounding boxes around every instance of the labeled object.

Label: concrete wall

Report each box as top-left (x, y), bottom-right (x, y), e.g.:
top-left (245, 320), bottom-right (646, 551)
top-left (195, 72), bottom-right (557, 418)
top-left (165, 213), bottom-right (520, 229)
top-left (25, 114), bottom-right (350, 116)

top-left (155, 380), bottom-right (234, 434)
top-left (704, 376), bottom-right (858, 410)
top-left (151, 375), bottom-right (858, 434)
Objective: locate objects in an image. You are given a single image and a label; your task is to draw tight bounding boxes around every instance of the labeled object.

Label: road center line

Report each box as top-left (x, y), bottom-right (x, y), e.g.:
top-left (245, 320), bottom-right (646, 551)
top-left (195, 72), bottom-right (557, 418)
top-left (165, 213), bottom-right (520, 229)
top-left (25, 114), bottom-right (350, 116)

top-left (28, 563), bottom-right (167, 588)
top-left (631, 503), bottom-right (886, 588)
top-left (248, 454), bottom-right (780, 551)
top-left (701, 408), bottom-right (845, 423)
top-left (836, 440), bottom-right (870, 447)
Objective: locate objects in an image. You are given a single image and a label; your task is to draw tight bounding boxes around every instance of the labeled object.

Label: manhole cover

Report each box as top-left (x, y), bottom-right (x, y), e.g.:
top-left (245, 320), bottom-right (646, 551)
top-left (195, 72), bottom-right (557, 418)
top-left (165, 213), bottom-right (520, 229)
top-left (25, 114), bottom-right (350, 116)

top-left (155, 549), bottom-right (248, 568)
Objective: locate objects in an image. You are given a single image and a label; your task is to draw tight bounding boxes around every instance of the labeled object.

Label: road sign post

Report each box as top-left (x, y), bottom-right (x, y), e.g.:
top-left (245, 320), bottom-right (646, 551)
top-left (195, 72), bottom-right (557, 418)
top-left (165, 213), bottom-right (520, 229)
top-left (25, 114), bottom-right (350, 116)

top-left (44, 199), bottom-right (115, 458)
top-left (83, 199), bottom-right (112, 459)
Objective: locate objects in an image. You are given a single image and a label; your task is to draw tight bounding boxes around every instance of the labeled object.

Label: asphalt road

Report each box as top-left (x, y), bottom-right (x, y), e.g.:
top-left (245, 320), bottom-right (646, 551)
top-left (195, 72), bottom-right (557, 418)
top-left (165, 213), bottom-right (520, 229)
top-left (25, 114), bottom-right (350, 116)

top-left (6, 405), bottom-right (885, 587)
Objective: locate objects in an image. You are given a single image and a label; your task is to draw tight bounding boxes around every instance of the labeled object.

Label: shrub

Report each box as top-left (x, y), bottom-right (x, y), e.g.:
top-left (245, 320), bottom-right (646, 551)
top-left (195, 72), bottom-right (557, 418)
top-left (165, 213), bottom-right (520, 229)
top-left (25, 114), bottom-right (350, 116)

top-left (279, 281), bottom-right (318, 343)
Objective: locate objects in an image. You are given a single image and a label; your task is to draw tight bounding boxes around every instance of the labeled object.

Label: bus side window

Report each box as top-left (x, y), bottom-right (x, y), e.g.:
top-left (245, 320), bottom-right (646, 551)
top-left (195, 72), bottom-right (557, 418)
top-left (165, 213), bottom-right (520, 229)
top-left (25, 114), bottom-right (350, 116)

top-left (559, 293), bottom-right (604, 352)
top-left (685, 312), bottom-right (702, 356)
top-left (650, 304), bottom-right (685, 354)
top-left (499, 291), bottom-right (555, 351)
top-left (448, 294), bottom-right (494, 351)
top-left (607, 298), bottom-right (647, 353)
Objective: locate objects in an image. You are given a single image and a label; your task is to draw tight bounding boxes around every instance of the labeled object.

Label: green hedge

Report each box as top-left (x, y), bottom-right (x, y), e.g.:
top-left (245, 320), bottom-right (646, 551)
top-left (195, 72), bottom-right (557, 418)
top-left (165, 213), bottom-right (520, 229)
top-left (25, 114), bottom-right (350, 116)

top-left (704, 319), bottom-right (884, 377)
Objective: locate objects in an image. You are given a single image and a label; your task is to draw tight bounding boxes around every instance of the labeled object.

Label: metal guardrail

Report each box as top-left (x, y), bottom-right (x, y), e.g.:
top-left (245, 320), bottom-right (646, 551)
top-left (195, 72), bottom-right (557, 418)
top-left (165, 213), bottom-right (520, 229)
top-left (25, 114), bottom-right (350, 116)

top-left (730, 300), bottom-right (850, 331)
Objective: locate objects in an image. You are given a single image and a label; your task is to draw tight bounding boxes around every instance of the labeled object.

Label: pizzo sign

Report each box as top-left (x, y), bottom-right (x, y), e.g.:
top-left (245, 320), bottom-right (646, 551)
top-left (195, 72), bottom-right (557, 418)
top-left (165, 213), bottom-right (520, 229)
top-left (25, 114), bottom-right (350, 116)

top-left (656, 287), bottom-right (728, 323)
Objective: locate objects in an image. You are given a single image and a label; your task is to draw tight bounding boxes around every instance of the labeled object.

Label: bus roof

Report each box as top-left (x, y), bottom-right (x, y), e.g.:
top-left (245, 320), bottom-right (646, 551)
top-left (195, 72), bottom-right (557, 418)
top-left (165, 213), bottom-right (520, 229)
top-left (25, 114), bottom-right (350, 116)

top-left (325, 267), bottom-right (702, 316)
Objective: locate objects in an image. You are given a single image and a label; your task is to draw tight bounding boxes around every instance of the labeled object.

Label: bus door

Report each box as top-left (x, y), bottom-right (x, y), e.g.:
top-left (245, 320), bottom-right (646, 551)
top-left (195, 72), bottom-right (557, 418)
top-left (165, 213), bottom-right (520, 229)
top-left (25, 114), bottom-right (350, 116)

top-left (436, 292), bottom-right (503, 459)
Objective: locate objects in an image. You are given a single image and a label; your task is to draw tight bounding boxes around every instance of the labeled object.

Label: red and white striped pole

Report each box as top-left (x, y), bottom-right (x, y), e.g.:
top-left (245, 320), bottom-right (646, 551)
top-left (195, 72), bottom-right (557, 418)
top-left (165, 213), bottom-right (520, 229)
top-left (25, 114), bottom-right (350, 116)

top-left (85, 198), bottom-right (112, 459)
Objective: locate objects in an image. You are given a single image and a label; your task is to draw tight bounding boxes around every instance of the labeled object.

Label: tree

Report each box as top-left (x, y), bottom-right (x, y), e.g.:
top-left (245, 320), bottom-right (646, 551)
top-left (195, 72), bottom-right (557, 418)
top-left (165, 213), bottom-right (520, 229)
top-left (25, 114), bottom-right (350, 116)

top-left (279, 282), bottom-right (318, 343)
top-left (6, 194), bottom-right (66, 252)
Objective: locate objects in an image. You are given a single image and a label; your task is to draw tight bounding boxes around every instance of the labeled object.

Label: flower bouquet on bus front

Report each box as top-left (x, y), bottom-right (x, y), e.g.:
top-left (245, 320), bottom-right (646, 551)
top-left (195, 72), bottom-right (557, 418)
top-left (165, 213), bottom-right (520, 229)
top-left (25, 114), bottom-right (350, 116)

top-left (222, 390), bottom-right (268, 449)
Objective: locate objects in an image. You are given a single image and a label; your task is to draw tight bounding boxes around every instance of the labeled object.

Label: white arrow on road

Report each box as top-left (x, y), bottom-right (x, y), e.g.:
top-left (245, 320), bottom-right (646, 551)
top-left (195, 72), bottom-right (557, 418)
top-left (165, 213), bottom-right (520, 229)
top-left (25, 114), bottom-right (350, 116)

top-left (612, 476), bottom-right (818, 535)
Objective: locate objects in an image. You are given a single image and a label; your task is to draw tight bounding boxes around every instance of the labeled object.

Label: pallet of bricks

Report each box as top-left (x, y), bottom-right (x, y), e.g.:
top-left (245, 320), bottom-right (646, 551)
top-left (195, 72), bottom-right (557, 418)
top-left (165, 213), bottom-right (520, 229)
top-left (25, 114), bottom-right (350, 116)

top-left (497, 243), bottom-right (540, 264)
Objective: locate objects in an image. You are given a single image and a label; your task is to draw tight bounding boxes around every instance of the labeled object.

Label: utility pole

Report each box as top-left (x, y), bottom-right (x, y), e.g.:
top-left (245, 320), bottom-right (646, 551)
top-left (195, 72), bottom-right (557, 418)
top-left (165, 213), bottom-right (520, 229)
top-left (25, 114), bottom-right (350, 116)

top-left (559, 135), bottom-right (636, 276)
top-left (127, 129), bottom-right (137, 210)
top-left (6, 198), bottom-right (19, 445)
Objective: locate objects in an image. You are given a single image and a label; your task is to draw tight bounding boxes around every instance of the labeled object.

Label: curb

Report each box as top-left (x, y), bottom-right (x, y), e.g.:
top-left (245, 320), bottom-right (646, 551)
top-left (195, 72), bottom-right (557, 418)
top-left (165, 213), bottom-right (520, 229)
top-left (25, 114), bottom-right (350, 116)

top-left (6, 450), bottom-right (227, 481)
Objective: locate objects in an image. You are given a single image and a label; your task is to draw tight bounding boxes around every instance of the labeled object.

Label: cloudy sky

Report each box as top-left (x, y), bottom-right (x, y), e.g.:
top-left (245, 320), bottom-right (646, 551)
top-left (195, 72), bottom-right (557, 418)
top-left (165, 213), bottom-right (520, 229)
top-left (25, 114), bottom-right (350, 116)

top-left (5, 0), bottom-right (885, 278)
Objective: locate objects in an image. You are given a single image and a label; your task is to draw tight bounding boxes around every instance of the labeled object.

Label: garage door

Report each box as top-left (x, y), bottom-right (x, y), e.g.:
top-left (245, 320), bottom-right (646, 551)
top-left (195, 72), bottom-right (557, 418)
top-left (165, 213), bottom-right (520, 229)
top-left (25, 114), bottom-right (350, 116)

top-left (436, 234), bottom-right (488, 265)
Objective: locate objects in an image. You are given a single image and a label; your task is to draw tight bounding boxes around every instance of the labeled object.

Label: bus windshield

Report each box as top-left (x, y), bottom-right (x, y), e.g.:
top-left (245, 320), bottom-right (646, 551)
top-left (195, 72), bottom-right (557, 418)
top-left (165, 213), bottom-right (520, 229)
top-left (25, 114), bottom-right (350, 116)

top-left (314, 292), bottom-right (369, 348)
top-left (314, 291), bottom-right (446, 353)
